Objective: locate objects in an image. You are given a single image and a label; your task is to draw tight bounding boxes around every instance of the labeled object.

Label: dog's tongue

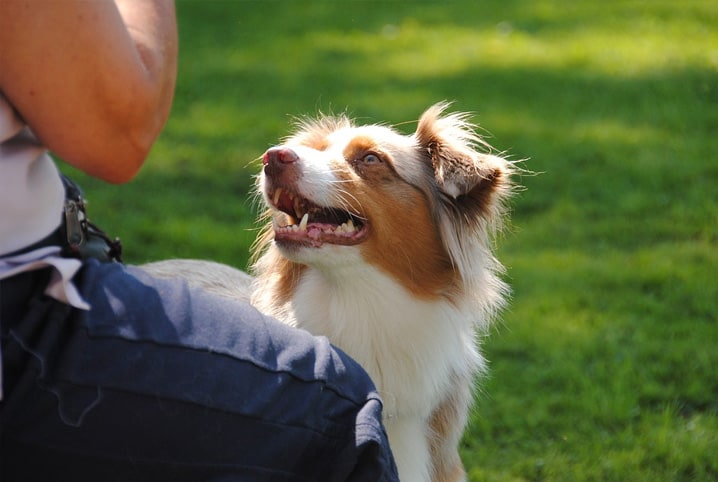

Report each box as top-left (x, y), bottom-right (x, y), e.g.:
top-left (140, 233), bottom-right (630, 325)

top-left (274, 220), bottom-right (367, 248)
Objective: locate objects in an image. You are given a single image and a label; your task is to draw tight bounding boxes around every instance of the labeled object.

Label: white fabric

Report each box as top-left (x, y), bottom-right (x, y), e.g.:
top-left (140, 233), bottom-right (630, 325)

top-left (0, 92), bottom-right (65, 256)
top-left (0, 247), bottom-right (90, 310)
top-left (0, 91), bottom-right (90, 399)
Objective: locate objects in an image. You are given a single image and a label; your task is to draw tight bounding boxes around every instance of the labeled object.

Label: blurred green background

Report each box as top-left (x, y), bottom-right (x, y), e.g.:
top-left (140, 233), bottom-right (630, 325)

top-left (62, 1), bottom-right (718, 480)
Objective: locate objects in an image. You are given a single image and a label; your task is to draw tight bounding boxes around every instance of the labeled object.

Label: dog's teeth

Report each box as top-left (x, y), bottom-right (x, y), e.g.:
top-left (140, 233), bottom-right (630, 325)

top-left (345, 219), bottom-right (355, 232)
top-left (272, 188), bottom-right (282, 206)
top-left (299, 213), bottom-right (309, 231)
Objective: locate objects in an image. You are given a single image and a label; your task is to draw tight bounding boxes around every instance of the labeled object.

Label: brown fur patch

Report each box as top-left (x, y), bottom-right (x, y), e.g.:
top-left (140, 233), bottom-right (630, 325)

top-left (289, 114), bottom-right (352, 151)
top-left (342, 135), bottom-right (379, 162)
top-left (251, 225), bottom-right (307, 308)
top-left (303, 135), bottom-right (329, 151)
top-left (355, 178), bottom-right (460, 300)
top-left (267, 251), bottom-right (306, 305)
top-left (428, 394), bottom-right (467, 482)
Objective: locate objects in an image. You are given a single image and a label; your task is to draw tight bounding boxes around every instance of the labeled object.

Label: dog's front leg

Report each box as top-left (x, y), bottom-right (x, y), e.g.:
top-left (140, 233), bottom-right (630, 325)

top-left (386, 416), bottom-right (433, 482)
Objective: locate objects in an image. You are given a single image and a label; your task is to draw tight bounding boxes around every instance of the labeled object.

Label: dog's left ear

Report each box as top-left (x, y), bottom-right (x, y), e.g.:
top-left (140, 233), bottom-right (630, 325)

top-left (415, 102), bottom-right (508, 208)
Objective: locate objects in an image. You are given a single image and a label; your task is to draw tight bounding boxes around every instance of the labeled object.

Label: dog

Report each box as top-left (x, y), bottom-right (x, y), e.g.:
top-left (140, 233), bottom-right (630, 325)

top-left (144, 102), bottom-right (514, 481)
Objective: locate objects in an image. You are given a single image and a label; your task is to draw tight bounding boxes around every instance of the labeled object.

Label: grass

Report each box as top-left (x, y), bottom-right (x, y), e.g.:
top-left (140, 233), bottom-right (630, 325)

top-left (60, 0), bottom-right (718, 479)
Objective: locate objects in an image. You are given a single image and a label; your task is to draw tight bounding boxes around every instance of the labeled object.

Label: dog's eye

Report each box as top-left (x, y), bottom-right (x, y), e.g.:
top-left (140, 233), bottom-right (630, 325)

top-left (362, 153), bottom-right (382, 164)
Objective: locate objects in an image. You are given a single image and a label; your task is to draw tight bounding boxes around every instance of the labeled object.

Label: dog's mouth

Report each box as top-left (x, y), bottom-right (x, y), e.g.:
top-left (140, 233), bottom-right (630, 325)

top-left (268, 187), bottom-right (369, 247)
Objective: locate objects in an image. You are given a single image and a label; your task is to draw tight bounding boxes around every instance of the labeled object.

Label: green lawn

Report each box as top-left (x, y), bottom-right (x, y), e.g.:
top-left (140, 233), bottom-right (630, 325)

top-left (62, 1), bottom-right (718, 480)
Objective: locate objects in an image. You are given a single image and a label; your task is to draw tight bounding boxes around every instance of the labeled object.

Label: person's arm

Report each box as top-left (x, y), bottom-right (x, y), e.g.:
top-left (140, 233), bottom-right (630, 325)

top-left (0, 0), bottom-right (178, 183)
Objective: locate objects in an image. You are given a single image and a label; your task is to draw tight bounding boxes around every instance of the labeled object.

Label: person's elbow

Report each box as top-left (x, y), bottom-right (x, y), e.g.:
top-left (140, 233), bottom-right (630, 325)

top-left (100, 132), bottom-right (154, 184)
top-left (111, 113), bottom-right (166, 183)
top-left (61, 122), bottom-right (156, 184)
top-left (59, 91), bottom-right (171, 184)
top-left (101, 77), bottom-right (174, 183)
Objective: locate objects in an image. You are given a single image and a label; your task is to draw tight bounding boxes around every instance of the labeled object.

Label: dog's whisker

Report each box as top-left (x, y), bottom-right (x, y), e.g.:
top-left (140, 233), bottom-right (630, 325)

top-left (335, 189), bottom-right (366, 221)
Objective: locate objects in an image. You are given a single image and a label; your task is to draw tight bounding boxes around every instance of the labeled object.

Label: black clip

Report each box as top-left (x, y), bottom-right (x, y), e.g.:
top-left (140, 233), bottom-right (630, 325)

top-left (63, 198), bottom-right (86, 252)
top-left (60, 176), bottom-right (123, 263)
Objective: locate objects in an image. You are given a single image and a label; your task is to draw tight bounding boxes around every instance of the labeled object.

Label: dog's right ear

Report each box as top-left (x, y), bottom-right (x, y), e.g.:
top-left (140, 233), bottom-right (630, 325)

top-left (415, 102), bottom-right (511, 220)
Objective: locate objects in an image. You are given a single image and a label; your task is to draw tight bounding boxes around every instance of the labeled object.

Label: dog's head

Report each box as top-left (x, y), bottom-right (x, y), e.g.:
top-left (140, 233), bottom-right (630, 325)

top-left (255, 102), bottom-right (513, 299)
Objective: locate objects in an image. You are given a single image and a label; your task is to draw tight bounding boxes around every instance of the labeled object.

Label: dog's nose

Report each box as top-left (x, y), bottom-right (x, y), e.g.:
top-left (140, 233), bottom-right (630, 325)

top-left (262, 147), bottom-right (299, 166)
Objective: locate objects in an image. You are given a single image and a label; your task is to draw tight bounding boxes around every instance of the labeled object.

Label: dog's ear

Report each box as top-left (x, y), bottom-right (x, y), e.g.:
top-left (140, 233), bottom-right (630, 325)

top-left (415, 102), bottom-right (510, 221)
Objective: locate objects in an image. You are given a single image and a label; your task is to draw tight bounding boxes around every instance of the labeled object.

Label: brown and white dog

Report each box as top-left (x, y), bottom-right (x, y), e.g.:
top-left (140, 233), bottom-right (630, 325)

top-left (145, 102), bottom-right (514, 482)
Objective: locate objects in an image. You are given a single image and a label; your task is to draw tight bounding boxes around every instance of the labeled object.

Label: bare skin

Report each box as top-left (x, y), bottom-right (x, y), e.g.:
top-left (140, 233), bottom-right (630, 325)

top-left (0, 0), bottom-right (178, 183)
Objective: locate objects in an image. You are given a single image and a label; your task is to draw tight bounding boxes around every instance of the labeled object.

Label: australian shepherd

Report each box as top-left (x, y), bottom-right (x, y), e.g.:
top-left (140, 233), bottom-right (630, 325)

top-left (145, 102), bottom-right (514, 482)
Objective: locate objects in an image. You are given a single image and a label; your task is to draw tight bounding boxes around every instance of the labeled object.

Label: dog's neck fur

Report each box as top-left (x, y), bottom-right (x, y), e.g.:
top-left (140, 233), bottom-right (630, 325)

top-left (252, 245), bottom-right (485, 418)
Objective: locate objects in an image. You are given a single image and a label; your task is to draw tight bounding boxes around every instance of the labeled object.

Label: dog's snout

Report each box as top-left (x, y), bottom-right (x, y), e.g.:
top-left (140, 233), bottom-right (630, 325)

top-left (262, 147), bottom-right (299, 166)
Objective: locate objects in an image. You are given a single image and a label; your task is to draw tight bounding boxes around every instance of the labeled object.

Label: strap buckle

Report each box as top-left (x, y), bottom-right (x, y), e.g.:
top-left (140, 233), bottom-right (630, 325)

top-left (60, 176), bottom-right (123, 263)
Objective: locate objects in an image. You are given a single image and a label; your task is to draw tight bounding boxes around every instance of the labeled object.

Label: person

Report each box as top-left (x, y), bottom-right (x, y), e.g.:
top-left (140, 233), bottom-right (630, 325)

top-left (0, 1), bottom-right (398, 480)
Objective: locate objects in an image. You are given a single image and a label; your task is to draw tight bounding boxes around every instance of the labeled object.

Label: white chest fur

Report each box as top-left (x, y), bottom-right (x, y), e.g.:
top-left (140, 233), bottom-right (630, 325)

top-left (285, 262), bottom-right (483, 421)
